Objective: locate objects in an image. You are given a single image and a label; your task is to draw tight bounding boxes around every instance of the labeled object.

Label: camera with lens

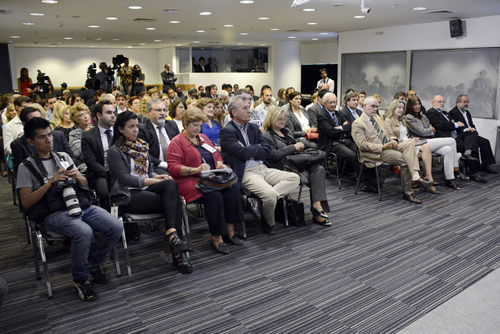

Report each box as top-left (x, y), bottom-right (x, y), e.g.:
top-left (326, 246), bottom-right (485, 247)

top-left (112, 54), bottom-right (126, 69)
top-left (31, 69), bottom-right (51, 98)
top-left (61, 82), bottom-right (68, 90)
top-left (132, 67), bottom-right (140, 83)
top-left (56, 165), bottom-right (82, 217)
top-left (87, 63), bottom-right (97, 79)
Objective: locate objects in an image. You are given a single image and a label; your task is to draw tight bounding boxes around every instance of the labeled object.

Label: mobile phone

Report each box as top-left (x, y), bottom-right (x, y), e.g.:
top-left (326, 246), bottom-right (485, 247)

top-left (66, 164), bottom-right (74, 171)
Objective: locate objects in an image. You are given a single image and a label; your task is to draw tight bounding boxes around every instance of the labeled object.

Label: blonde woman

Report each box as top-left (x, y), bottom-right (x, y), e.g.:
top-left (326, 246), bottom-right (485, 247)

top-left (137, 95), bottom-right (151, 122)
top-left (53, 105), bottom-right (77, 141)
top-left (69, 103), bottom-right (93, 173)
top-left (50, 100), bottom-right (67, 129)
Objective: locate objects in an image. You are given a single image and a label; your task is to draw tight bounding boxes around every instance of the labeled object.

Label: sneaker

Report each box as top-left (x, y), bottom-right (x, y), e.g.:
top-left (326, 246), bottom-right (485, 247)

top-left (89, 266), bottom-right (109, 284)
top-left (73, 280), bottom-right (98, 301)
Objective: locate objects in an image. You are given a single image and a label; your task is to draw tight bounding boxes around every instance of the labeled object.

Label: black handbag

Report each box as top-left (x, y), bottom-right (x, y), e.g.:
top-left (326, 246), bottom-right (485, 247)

top-left (109, 180), bottom-right (131, 206)
top-left (285, 149), bottom-right (327, 173)
top-left (275, 196), bottom-right (305, 226)
top-left (195, 169), bottom-right (238, 194)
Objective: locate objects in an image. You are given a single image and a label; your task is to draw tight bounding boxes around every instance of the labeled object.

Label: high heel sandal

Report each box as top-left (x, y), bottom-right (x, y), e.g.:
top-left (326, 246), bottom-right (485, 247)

top-left (310, 207), bottom-right (329, 219)
top-left (165, 231), bottom-right (189, 253)
top-left (425, 186), bottom-right (441, 194)
top-left (172, 251), bottom-right (193, 274)
top-left (445, 179), bottom-right (460, 190)
top-left (313, 216), bottom-right (332, 226)
top-left (454, 170), bottom-right (469, 180)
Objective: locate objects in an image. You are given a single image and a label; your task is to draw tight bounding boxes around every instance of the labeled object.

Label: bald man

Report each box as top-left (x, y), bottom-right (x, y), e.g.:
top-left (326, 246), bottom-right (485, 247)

top-left (352, 96), bottom-right (432, 204)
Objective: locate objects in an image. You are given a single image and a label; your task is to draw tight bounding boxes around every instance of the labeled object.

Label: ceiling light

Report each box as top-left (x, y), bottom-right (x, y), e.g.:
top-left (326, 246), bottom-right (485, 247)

top-left (88, 25), bottom-right (100, 28)
top-left (23, 22), bottom-right (35, 25)
top-left (224, 24), bottom-right (234, 27)
top-left (169, 21), bottom-right (180, 23)
top-left (320, 32), bottom-right (328, 35)
top-left (303, 8), bottom-right (316, 12)
top-left (154, 40), bottom-right (162, 42)
top-left (270, 28), bottom-right (279, 31)
top-left (146, 27), bottom-right (156, 30)
top-left (90, 46), bottom-right (95, 48)
top-left (311, 38), bottom-right (319, 40)
top-left (10, 36), bottom-right (20, 39)
top-left (41, 0), bottom-right (58, 3)
top-left (127, 46), bottom-right (132, 48)
top-left (307, 22), bottom-right (317, 25)
top-left (106, 17), bottom-right (118, 20)
top-left (64, 37), bottom-right (73, 40)
top-left (30, 13), bottom-right (44, 16)
top-left (288, 36), bottom-right (296, 39)
top-left (193, 41), bottom-right (200, 43)
top-left (128, 6), bottom-right (142, 9)
top-left (258, 17), bottom-right (269, 20)
top-left (112, 38), bottom-right (120, 41)
top-left (139, 43), bottom-right (146, 45)
top-left (240, 1), bottom-right (254, 4)
top-left (199, 12), bottom-right (212, 15)
top-left (354, 15), bottom-right (365, 18)
top-left (291, 0), bottom-right (311, 7)
top-left (413, 7), bottom-right (426, 10)
top-left (260, 44), bottom-right (266, 46)
top-left (196, 30), bottom-right (205, 33)
top-left (237, 43), bottom-right (243, 45)
top-left (176, 44), bottom-right (182, 46)
top-left (240, 32), bottom-right (248, 35)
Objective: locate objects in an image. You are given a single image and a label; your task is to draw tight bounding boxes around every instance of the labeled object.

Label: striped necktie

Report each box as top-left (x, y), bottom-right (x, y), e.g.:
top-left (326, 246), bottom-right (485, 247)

top-left (370, 118), bottom-right (388, 144)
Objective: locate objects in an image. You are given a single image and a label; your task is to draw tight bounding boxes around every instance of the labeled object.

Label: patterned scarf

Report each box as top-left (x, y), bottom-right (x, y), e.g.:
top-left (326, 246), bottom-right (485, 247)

top-left (116, 137), bottom-right (149, 177)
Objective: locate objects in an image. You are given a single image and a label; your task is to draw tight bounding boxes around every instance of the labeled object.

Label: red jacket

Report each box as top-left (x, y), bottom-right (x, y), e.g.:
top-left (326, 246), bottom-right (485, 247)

top-left (167, 131), bottom-right (223, 203)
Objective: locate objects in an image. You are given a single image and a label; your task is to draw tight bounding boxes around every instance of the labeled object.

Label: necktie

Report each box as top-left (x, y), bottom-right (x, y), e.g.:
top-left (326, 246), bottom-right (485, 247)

top-left (351, 109), bottom-right (358, 120)
top-left (370, 118), bottom-right (388, 144)
top-left (105, 129), bottom-right (113, 147)
top-left (330, 112), bottom-right (339, 126)
top-left (439, 110), bottom-right (457, 138)
top-left (157, 125), bottom-right (169, 161)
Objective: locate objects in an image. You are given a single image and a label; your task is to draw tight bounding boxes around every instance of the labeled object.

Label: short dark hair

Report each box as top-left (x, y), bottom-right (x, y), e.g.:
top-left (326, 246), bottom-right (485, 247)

top-left (319, 68), bottom-right (327, 74)
top-left (317, 89), bottom-right (329, 99)
top-left (287, 91), bottom-right (301, 102)
top-left (46, 93), bottom-right (56, 101)
top-left (199, 57), bottom-right (205, 61)
top-left (188, 88), bottom-right (197, 96)
top-left (112, 111), bottom-right (138, 144)
top-left (169, 99), bottom-right (187, 118)
top-left (19, 106), bottom-right (41, 123)
top-left (94, 101), bottom-right (113, 117)
top-left (357, 90), bottom-right (366, 96)
top-left (14, 95), bottom-right (31, 107)
top-left (234, 88), bottom-right (251, 96)
top-left (24, 117), bottom-right (51, 141)
top-left (260, 85), bottom-right (271, 93)
top-left (345, 92), bottom-right (358, 102)
top-left (246, 85), bottom-right (254, 92)
top-left (456, 94), bottom-right (468, 104)
top-left (393, 91), bottom-right (406, 100)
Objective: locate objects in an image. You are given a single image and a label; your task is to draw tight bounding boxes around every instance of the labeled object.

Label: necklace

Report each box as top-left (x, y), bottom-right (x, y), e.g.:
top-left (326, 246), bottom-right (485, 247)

top-left (184, 132), bottom-right (199, 145)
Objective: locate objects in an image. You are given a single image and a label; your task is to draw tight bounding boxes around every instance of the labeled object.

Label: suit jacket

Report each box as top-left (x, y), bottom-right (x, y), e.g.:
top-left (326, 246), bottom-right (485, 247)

top-left (352, 115), bottom-right (398, 166)
top-left (307, 103), bottom-right (324, 128)
top-left (81, 126), bottom-right (107, 179)
top-left (138, 120), bottom-right (179, 167)
top-left (11, 130), bottom-right (77, 176)
top-left (285, 106), bottom-right (312, 138)
top-left (316, 108), bottom-right (350, 154)
top-left (449, 106), bottom-right (476, 132)
top-left (220, 120), bottom-right (271, 186)
top-left (262, 128), bottom-right (297, 170)
top-left (341, 106), bottom-right (361, 138)
top-left (425, 108), bottom-right (457, 138)
top-left (204, 64), bottom-right (212, 72)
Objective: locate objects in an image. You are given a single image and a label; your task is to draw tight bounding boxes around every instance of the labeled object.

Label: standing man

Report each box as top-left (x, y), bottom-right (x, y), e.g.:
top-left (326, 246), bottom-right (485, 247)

top-left (118, 57), bottom-right (132, 96)
top-left (161, 64), bottom-right (177, 93)
top-left (448, 94), bottom-right (497, 174)
top-left (316, 68), bottom-right (335, 93)
top-left (220, 95), bottom-right (299, 234)
top-left (207, 57), bottom-right (218, 72)
top-left (195, 57), bottom-right (207, 72)
top-left (95, 62), bottom-right (116, 93)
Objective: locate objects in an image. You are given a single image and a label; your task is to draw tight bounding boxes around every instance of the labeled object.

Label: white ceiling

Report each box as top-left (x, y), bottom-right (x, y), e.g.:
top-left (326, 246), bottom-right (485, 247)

top-left (1, 0), bottom-right (500, 49)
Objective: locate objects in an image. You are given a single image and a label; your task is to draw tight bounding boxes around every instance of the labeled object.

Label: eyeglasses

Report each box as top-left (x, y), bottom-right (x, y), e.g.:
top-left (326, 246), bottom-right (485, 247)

top-left (152, 108), bottom-right (167, 112)
top-left (78, 111), bottom-right (89, 117)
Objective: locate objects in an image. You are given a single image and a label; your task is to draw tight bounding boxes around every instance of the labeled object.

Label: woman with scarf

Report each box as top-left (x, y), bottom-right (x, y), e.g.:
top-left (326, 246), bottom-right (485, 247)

top-left (107, 111), bottom-right (192, 273)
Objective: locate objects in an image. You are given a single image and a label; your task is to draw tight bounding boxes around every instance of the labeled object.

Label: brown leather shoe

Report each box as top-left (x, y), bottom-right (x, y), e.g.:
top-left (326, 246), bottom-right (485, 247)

top-left (403, 193), bottom-right (422, 204)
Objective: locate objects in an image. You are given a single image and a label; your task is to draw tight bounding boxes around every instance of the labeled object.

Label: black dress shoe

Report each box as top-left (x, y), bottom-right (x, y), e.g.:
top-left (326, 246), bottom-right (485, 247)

top-left (460, 154), bottom-right (478, 162)
top-left (172, 252), bottom-right (193, 273)
top-left (483, 165), bottom-right (498, 174)
top-left (247, 197), bottom-right (262, 222)
top-left (361, 184), bottom-right (378, 193)
top-left (470, 173), bottom-right (488, 183)
top-left (262, 222), bottom-right (276, 235)
top-left (222, 234), bottom-right (243, 246)
top-left (402, 193), bottom-right (422, 204)
top-left (445, 180), bottom-right (460, 190)
top-left (313, 217), bottom-right (332, 226)
top-left (211, 241), bottom-right (230, 255)
top-left (311, 207), bottom-right (329, 219)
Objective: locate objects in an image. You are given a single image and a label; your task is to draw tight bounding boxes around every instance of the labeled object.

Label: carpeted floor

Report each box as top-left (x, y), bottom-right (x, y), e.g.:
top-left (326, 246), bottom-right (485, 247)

top-left (1, 165), bottom-right (499, 334)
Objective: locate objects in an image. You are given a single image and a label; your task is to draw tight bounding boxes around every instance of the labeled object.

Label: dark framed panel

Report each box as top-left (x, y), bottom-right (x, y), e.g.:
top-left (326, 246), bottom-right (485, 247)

top-left (300, 64), bottom-right (338, 95)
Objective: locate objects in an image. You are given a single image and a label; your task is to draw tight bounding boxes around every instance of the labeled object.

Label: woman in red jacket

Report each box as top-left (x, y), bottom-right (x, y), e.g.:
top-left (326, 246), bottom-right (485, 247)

top-left (167, 107), bottom-right (245, 255)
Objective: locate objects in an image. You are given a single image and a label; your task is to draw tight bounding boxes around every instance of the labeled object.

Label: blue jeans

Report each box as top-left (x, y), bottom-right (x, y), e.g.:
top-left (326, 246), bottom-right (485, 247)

top-left (45, 205), bottom-right (123, 281)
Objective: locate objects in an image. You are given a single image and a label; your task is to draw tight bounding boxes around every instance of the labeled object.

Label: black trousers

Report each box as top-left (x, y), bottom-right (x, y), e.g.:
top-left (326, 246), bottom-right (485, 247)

top-left (195, 184), bottom-right (244, 236)
top-left (126, 179), bottom-right (181, 231)
top-left (331, 139), bottom-right (360, 175)
top-left (456, 131), bottom-right (496, 167)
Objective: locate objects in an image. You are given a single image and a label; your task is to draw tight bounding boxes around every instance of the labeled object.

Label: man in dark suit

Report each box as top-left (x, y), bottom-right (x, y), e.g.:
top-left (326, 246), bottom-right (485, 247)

top-left (11, 107), bottom-right (77, 176)
top-left (341, 91), bottom-right (362, 139)
top-left (220, 94), bottom-right (299, 234)
top-left (138, 98), bottom-right (179, 174)
top-left (308, 89), bottom-right (329, 128)
top-left (426, 94), bottom-right (487, 182)
top-left (448, 94), bottom-right (496, 174)
top-left (194, 57), bottom-right (210, 72)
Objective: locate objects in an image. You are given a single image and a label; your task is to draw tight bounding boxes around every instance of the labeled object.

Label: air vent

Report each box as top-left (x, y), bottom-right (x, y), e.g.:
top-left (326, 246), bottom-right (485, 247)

top-left (0, 9), bottom-right (12, 14)
top-left (83, 37), bottom-right (103, 41)
top-left (134, 18), bottom-right (156, 22)
top-left (425, 9), bottom-right (455, 14)
top-left (165, 9), bottom-right (180, 14)
top-left (286, 29), bottom-right (303, 32)
top-left (207, 41), bottom-right (221, 44)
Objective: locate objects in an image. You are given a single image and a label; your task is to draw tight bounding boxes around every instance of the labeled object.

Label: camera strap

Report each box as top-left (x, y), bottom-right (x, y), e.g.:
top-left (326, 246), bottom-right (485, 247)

top-left (31, 151), bottom-right (67, 184)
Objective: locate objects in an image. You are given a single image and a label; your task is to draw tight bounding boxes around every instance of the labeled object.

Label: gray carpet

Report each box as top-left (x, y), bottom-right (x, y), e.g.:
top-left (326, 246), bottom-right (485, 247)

top-left (1, 165), bottom-right (499, 333)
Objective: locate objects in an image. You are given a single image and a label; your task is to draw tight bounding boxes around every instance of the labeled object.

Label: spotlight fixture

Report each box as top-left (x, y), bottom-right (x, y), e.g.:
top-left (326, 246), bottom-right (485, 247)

top-left (360, 0), bottom-right (371, 13)
top-left (291, 0), bottom-right (311, 7)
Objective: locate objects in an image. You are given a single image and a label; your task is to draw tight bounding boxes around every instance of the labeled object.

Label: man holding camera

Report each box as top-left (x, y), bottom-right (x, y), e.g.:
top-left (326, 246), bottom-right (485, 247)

top-left (96, 62), bottom-right (116, 93)
top-left (118, 57), bottom-right (133, 96)
top-left (17, 117), bottom-right (122, 302)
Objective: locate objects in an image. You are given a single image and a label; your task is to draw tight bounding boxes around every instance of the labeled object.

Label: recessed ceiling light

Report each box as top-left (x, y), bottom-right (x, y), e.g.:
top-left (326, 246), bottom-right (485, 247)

top-left (127, 46), bottom-right (133, 48)
top-left (237, 43), bottom-right (243, 45)
top-left (154, 40), bottom-right (162, 42)
top-left (303, 8), bottom-right (316, 12)
top-left (146, 27), bottom-right (156, 30)
top-left (354, 15), bottom-right (365, 18)
top-left (10, 36), bottom-right (20, 39)
top-left (30, 13), bottom-right (44, 16)
top-left (88, 25), bottom-right (100, 28)
top-left (270, 28), bottom-right (279, 31)
top-left (240, 32), bottom-right (248, 35)
top-left (41, 0), bottom-right (58, 3)
top-left (112, 38), bottom-right (120, 41)
top-left (90, 46), bottom-right (95, 48)
top-left (413, 7), bottom-right (426, 10)
top-left (320, 32), bottom-right (328, 35)
top-left (22, 22), bottom-right (35, 25)
top-left (169, 21), bottom-right (180, 24)
top-left (260, 44), bottom-right (266, 46)
top-left (128, 6), bottom-right (142, 9)
top-left (240, 0), bottom-right (254, 3)
top-left (193, 41), bottom-right (200, 43)
top-left (196, 30), bottom-right (205, 33)
top-left (258, 17), bottom-right (269, 20)
top-left (101, 42), bottom-right (106, 44)
top-left (176, 44), bottom-right (182, 46)
top-left (307, 22), bottom-right (317, 25)
top-left (224, 24), bottom-right (234, 27)
top-left (199, 12), bottom-right (211, 15)
top-left (139, 43), bottom-right (146, 45)
top-left (311, 38), bottom-right (319, 40)
top-left (64, 37), bottom-right (73, 40)
top-left (288, 36), bottom-right (296, 39)
top-left (106, 17), bottom-right (118, 20)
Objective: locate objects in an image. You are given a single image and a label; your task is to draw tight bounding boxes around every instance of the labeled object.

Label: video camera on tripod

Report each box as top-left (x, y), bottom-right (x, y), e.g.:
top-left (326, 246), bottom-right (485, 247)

top-left (30, 70), bottom-right (51, 98)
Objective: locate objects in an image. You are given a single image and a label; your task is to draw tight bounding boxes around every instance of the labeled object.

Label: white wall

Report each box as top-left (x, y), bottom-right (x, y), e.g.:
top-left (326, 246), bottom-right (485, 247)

top-left (301, 41), bottom-right (338, 64)
top-left (272, 41), bottom-right (301, 94)
top-left (338, 15), bottom-right (500, 154)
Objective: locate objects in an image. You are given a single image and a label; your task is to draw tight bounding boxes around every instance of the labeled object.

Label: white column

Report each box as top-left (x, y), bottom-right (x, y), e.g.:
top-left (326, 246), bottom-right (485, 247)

top-left (272, 41), bottom-right (301, 93)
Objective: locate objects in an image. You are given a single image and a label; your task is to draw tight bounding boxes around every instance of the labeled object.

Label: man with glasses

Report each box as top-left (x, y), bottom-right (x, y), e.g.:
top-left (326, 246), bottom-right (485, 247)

top-left (138, 99), bottom-right (179, 174)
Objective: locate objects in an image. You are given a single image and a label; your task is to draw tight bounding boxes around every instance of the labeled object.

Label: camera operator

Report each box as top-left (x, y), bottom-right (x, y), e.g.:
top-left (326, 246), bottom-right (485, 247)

top-left (17, 117), bottom-right (122, 301)
top-left (117, 57), bottom-right (132, 96)
top-left (95, 62), bottom-right (116, 93)
top-left (161, 64), bottom-right (177, 93)
top-left (30, 70), bottom-right (54, 99)
top-left (130, 64), bottom-right (145, 97)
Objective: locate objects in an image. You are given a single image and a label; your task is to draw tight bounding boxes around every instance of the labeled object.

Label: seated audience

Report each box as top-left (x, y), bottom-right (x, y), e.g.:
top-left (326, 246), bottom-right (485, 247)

top-left (220, 95), bottom-right (300, 235)
top-left (69, 95), bottom-right (83, 106)
top-left (196, 98), bottom-right (222, 148)
top-left (262, 106), bottom-right (331, 226)
top-left (306, 92), bottom-right (318, 110)
top-left (278, 87), bottom-right (295, 106)
top-left (283, 91), bottom-right (318, 149)
top-left (62, 90), bottom-right (72, 104)
top-left (50, 100), bottom-right (67, 129)
top-left (1, 103), bottom-right (17, 170)
top-left (53, 105), bottom-right (77, 141)
top-left (341, 91), bottom-right (362, 139)
top-left (115, 93), bottom-right (128, 114)
top-left (307, 89), bottom-right (329, 128)
top-left (277, 88), bottom-right (286, 104)
top-left (251, 87), bottom-right (274, 129)
top-left (147, 87), bottom-right (160, 99)
top-left (3, 95), bottom-right (31, 156)
top-left (17, 117), bottom-right (122, 301)
top-left (213, 99), bottom-right (225, 126)
top-left (186, 97), bottom-right (197, 108)
top-left (169, 98), bottom-right (187, 132)
top-left (138, 95), bottom-right (151, 123)
top-left (69, 103), bottom-right (93, 174)
top-left (167, 108), bottom-right (245, 254)
top-left (108, 111), bottom-right (191, 273)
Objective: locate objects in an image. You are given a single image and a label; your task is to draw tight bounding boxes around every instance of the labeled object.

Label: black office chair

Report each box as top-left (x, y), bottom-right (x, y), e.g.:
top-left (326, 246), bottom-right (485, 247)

top-left (354, 157), bottom-right (404, 201)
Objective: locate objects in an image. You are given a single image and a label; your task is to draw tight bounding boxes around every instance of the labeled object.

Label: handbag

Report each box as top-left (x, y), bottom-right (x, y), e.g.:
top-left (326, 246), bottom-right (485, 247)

top-left (285, 149), bottom-right (327, 173)
top-left (275, 196), bottom-right (305, 226)
top-left (305, 132), bottom-right (319, 141)
top-left (109, 180), bottom-right (131, 206)
top-left (195, 168), bottom-right (238, 194)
